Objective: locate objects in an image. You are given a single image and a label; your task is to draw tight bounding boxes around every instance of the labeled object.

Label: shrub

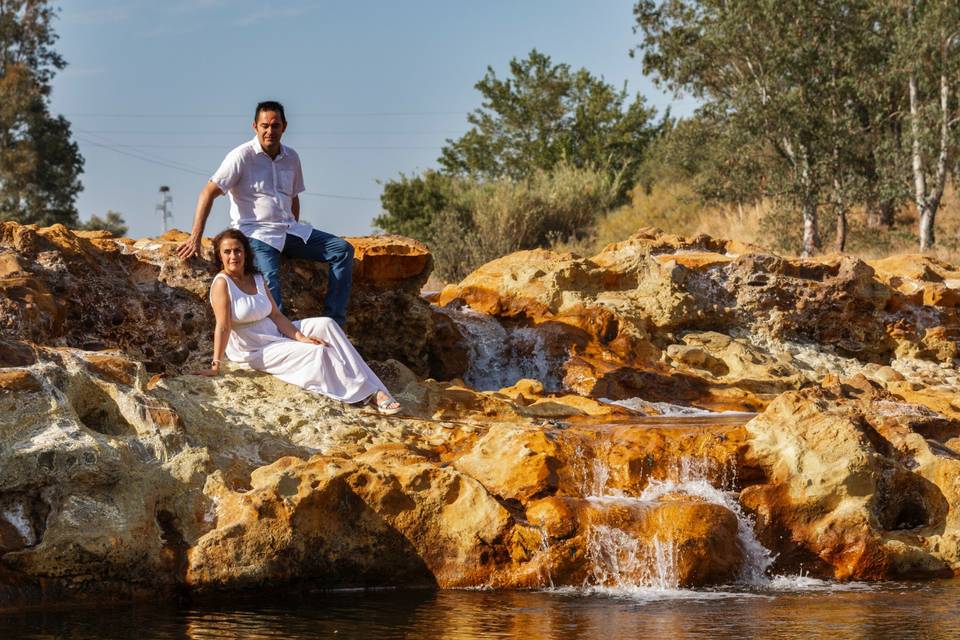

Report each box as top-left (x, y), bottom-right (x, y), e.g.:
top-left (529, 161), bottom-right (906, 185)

top-left (428, 163), bottom-right (620, 281)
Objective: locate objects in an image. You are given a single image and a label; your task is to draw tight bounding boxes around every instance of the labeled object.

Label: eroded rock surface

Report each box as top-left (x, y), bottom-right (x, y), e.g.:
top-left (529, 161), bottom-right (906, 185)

top-left (0, 347), bottom-right (748, 608)
top-left (0, 223), bottom-right (433, 374)
top-left (3, 223), bottom-right (960, 610)
top-left (436, 227), bottom-right (959, 414)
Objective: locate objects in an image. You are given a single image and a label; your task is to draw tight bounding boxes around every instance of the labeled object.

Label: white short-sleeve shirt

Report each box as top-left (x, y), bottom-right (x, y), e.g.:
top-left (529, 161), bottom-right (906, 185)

top-left (210, 137), bottom-right (313, 251)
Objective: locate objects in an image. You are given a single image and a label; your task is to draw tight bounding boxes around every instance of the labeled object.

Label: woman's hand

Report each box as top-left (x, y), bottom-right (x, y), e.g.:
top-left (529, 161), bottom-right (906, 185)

top-left (295, 331), bottom-right (329, 347)
top-left (194, 360), bottom-right (222, 377)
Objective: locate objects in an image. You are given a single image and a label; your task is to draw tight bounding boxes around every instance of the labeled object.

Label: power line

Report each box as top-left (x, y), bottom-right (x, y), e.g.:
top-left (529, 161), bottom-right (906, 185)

top-left (76, 135), bottom-right (381, 201)
top-left (99, 143), bottom-right (442, 150)
top-left (67, 111), bottom-right (469, 118)
top-left (76, 136), bottom-right (208, 176)
top-left (75, 129), bottom-right (462, 135)
top-left (301, 191), bottom-right (379, 202)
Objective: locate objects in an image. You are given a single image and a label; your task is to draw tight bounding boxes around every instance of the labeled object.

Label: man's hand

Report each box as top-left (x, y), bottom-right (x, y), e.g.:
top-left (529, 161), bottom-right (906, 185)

top-left (179, 181), bottom-right (224, 261)
top-left (177, 234), bottom-right (201, 260)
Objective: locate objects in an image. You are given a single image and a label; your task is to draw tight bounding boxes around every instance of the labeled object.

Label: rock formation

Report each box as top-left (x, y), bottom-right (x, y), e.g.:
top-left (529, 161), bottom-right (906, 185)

top-left (2, 222), bottom-right (960, 611)
top-left (0, 223), bottom-right (433, 375)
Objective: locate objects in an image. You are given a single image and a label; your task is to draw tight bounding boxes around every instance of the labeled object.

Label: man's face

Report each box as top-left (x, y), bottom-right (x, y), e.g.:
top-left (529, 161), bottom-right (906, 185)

top-left (253, 110), bottom-right (286, 152)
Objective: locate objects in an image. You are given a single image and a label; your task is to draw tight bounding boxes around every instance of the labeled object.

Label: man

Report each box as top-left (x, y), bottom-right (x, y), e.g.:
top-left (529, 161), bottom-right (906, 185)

top-left (177, 100), bottom-right (354, 326)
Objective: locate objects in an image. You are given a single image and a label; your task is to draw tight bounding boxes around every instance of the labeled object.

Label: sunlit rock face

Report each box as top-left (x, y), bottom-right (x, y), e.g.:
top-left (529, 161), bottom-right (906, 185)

top-left (0, 223), bottom-right (433, 374)
top-left (434, 227), bottom-right (960, 413)
top-left (743, 376), bottom-right (960, 580)
top-left (3, 223), bottom-right (960, 610)
top-left (0, 347), bottom-right (750, 609)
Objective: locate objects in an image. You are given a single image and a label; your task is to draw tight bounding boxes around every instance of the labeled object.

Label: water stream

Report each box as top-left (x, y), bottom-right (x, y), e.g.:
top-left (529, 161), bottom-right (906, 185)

top-left (569, 452), bottom-right (774, 593)
top-left (434, 304), bottom-right (565, 391)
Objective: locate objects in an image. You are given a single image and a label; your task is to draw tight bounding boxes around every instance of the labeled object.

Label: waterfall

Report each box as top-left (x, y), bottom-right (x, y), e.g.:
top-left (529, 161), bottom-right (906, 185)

top-left (435, 304), bottom-right (564, 391)
top-left (586, 526), bottom-right (680, 591)
top-left (637, 477), bottom-right (775, 583)
top-left (578, 454), bottom-right (774, 590)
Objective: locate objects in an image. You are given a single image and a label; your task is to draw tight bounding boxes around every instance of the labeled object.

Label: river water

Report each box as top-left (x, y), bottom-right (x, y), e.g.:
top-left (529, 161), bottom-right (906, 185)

top-left (2, 580), bottom-right (959, 639)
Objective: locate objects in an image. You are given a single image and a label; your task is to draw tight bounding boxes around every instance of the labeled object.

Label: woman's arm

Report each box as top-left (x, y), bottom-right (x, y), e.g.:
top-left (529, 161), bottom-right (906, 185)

top-left (264, 283), bottom-right (328, 346)
top-left (196, 277), bottom-right (232, 376)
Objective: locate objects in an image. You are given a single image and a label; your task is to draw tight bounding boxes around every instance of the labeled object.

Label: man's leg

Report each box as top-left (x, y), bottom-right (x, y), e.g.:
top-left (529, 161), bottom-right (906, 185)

top-left (248, 237), bottom-right (285, 312)
top-left (282, 230), bottom-right (354, 326)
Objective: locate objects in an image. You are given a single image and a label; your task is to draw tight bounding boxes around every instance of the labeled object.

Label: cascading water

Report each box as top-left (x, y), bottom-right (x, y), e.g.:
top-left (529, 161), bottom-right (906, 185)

top-left (586, 526), bottom-right (679, 591)
top-left (576, 452), bottom-right (775, 591)
top-left (637, 475), bottom-right (775, 584)
top-left (435, 304), bottom-right (565, 391)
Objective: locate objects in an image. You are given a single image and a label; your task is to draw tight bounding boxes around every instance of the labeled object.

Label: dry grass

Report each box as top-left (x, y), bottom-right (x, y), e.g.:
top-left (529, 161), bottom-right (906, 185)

top-left (553, 181), bottom-right (960, 266)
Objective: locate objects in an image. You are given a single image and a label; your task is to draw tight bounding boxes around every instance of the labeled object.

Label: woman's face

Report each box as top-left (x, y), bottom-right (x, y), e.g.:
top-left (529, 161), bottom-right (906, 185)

top-left (219, 238), bottom-right (245, 273)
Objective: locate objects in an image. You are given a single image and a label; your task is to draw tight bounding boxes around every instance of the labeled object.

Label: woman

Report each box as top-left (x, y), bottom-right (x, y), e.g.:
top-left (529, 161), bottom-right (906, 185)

top-left (195, 228), bottom-right (401, 415)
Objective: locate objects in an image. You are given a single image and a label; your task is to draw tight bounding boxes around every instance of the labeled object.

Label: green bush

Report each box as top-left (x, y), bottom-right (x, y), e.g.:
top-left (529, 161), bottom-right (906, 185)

top-left (428, 163), bottom-right (620, 281)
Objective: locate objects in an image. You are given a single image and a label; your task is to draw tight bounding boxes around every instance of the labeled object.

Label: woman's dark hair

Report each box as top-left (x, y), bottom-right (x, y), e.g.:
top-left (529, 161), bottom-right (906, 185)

top-left (212, 228), bottom-right (258, 275)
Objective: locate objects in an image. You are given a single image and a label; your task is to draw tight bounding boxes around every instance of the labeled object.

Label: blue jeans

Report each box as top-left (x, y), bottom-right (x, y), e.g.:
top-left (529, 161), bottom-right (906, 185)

top-left (249, 230), bottom-right (354, 326)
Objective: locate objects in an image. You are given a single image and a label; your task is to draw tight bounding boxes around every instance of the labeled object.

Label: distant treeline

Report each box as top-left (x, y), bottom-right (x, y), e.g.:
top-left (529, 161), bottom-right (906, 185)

top-left (377, 2), bottom-right (960, 278)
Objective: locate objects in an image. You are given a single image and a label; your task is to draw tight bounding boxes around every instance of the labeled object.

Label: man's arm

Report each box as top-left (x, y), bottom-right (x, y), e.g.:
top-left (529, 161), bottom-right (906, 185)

top-left (291, 195), bottom-right (300, 222)
top-left (177, 181), bottom-right (224, 260)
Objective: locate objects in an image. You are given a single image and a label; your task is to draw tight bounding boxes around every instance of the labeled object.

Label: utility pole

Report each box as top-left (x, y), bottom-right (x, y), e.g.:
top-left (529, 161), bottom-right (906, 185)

top-left (156, 185), bottom-right (173, 232)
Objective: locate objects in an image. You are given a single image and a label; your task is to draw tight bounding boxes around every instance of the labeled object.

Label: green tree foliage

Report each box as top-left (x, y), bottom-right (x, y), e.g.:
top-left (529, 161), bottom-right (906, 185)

top-left (439, 49), bottom-right (658, 186)
top-left (633, 0), bottom-right (959, 254)
top-left (0, 1), bottom-right (83, 227)
top-left (376, 50), bottom-right (660, 255)
top-left (80, 210), bottom-right (127, 237)
top-left (891, 1), bottom-right (960, 250)
top-left (374, 171), bottom-right (454, 244)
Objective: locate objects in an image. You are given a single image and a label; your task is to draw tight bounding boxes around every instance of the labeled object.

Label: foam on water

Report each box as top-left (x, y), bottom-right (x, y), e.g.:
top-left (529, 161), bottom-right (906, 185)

top-left (762, 573), bottom-right (875, 592)
top-left (550, 584), bottom-right (773, 602)
top-left (600, 397), bottom-right (754, 418)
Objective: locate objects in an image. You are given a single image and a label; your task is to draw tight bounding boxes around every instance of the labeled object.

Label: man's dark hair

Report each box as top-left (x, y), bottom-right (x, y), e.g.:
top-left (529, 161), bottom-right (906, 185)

top-left (255, 100), bottom-right (286, 125)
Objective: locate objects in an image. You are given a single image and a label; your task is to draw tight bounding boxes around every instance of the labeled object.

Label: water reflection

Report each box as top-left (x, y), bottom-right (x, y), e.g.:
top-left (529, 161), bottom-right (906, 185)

top-left (2, 582), bottom-right (958, 639)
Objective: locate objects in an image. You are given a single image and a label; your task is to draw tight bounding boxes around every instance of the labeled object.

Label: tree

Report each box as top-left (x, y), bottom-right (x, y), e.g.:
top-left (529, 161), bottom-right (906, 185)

top-left (895, 1), bottom-right (960, 251)
top-left (0, 1), bottom-right (84, 227)
top-left (80, 210), bottom-right (127, 237)
top-left (374, 171), bottom-right (455, 243)
top-left (634, 1), bottom-right (919, 255)
top-left (439, 49), bottom-right (658, 187)
top-left (376, 50), bottom-right (660, 242)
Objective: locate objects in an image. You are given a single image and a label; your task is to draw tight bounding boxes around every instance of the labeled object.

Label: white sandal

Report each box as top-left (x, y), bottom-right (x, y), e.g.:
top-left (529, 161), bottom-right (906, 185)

top-left (370, 393), bottom-right (401, 416)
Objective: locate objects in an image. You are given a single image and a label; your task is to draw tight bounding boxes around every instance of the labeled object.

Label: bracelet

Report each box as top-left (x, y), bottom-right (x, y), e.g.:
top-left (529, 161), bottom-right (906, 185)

top-left (211, 359), bottom-right (221, 367)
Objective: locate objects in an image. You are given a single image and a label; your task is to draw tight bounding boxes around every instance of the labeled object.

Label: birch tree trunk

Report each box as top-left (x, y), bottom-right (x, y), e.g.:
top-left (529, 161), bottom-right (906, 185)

top-left (834, 182), bottom-right (847, 253)
top-left (800, 146), bottom-right (820, 257)
top-left (802, 199), bottom-right (820, 257)
top-left (909, 42), bottom-right (952, 251)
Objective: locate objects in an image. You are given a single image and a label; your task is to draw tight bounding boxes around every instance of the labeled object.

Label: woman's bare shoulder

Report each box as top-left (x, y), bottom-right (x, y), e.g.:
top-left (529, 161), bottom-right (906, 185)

top-left (210, 274), bottom-right (229, 298)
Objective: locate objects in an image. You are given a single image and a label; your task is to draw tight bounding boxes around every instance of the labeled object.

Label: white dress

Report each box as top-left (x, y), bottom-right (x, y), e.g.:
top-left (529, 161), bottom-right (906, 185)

top-left (212, 272), bottom-right (388, 403)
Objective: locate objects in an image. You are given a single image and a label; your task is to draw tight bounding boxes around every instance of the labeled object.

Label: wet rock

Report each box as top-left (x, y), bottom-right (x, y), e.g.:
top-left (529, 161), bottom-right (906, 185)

top-left (527, 494), bottom-right (743, 587)
top-left (4, 223), bottom-right (960, 609)
top-left (434, 229), bottom-right (958, 413)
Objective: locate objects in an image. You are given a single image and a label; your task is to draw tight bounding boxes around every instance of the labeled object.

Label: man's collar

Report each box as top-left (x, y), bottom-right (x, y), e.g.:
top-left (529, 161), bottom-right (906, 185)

top-left (251, 137), bottom-right (287, 159)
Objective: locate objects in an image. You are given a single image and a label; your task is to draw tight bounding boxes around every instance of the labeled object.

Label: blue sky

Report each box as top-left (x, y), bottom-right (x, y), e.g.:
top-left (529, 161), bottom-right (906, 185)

top-left (50, 0), bottom-right (697, 239)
